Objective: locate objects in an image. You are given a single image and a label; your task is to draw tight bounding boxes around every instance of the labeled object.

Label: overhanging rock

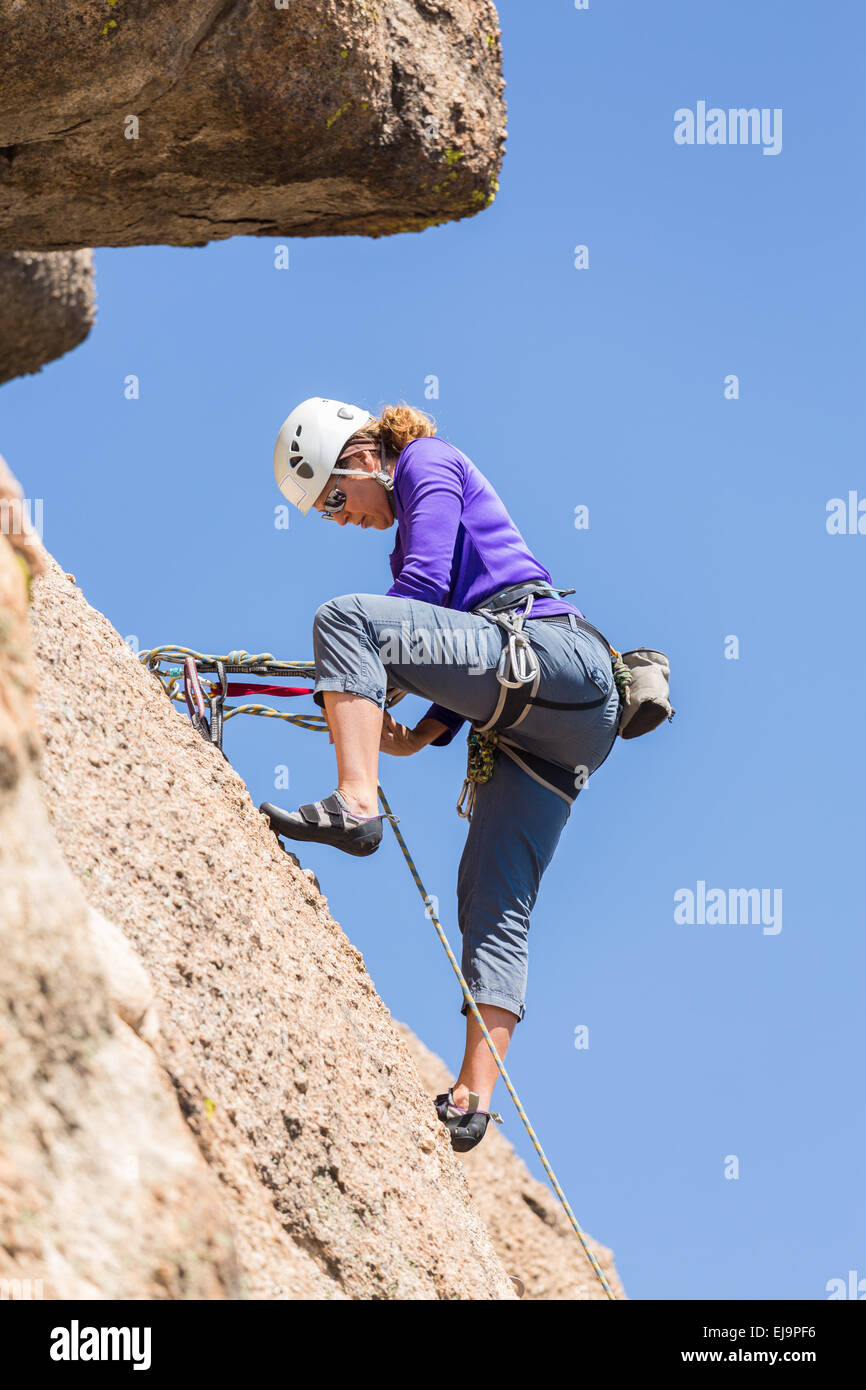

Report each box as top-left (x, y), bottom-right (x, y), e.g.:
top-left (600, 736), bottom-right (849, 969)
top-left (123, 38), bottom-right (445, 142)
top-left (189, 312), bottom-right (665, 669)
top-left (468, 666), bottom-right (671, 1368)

top-left (0, 252), bottom-right (95, 385)
top-left (0, 0), bottom-right (506, 250)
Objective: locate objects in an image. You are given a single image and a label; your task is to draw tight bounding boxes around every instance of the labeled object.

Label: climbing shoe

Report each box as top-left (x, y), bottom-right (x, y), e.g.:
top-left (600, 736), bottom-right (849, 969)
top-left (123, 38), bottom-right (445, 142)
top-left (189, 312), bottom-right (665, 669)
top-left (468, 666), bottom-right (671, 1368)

top-left (259, 791), bottom-right (393, 858)
top-left (434, 1088), bottom-right (503, 1153)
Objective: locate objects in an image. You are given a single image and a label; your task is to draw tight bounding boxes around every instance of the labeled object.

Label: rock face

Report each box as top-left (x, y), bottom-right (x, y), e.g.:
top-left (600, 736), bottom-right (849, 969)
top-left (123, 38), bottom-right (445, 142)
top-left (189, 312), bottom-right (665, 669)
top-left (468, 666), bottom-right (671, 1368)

top-left (397, 1026), bottom-right (627, 1300)
top-left (0, 456), bottom-right (46, 782)
top-left (0, 456), bottom-right (240, 1300)
top-left (25, 547), bottom-right (515, 1300)
top-left (0, 0), bottom-right (506, 250)
top-left (0, 252), bottom-right (95, 385)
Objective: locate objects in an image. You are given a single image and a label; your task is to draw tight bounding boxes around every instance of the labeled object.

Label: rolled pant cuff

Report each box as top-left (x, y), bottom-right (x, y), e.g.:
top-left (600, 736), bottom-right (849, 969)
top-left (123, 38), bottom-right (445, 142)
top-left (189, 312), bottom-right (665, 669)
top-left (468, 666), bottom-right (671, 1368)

top-left (313, 675), bottom-right (385, 709)
top-left (460, 988), bottom-right (526, 1023)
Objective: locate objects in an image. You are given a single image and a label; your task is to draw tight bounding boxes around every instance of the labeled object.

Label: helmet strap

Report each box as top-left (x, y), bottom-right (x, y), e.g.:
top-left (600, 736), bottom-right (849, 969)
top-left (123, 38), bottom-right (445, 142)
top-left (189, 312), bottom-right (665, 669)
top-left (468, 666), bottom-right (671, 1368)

top-left (332, 438), bottom-right (395, 496)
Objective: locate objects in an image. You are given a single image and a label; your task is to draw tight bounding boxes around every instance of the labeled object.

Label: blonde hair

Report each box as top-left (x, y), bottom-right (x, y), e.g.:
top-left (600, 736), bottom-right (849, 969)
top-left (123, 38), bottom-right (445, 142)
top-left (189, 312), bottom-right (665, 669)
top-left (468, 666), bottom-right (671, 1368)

top-left (349, 403), bottom-right (436, 458)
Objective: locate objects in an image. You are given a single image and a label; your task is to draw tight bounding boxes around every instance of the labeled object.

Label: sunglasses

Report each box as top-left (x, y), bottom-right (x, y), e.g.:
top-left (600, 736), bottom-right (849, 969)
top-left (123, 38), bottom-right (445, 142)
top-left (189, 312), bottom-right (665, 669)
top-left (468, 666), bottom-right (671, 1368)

top-left (321, 486), bottom-right (348, 519)
top-left (320, 440), bottom-right (387, 519)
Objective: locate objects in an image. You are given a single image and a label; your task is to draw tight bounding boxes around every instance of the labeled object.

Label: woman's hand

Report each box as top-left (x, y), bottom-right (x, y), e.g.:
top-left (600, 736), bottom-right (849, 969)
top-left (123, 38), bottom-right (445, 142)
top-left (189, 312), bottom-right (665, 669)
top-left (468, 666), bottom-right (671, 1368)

top-left (379, 712), bottom-right (423, 756)
top-left (379, 713), bottom-right (449, 756)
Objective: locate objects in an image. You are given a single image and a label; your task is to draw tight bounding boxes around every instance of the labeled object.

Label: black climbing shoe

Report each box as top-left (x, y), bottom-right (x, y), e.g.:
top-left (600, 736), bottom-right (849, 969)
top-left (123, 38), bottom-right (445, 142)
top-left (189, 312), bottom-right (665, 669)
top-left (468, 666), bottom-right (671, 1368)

top-left (259, 791), bottom-right (393, 858)
top-left (434, 1088), bottom-right (503, 1153)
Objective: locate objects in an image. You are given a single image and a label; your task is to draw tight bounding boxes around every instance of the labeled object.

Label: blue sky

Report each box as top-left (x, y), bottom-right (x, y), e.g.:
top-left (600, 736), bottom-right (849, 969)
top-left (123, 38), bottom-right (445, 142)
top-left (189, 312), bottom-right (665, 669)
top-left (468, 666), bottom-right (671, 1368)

top-left (2, 0), bottom-right (863, 1300)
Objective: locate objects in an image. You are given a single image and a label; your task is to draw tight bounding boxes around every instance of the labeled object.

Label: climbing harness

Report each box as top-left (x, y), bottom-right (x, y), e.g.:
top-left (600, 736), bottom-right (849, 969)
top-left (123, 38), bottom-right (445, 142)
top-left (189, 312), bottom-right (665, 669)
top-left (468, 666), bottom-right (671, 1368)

top-left (455, 582), bottom-right (672, 819)
top-left (457, 582), bottom-right (617, 819)
top-left (140, 639), bottom-right (618, 1300)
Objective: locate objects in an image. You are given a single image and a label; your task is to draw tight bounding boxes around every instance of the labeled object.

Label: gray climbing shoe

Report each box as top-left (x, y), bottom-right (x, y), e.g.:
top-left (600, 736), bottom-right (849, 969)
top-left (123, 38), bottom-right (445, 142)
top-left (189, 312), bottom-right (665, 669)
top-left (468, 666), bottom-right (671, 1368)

top-left (260, 791), bottom-right (394, 858)
top-left (434, 1088), bottom-right (503, 1152)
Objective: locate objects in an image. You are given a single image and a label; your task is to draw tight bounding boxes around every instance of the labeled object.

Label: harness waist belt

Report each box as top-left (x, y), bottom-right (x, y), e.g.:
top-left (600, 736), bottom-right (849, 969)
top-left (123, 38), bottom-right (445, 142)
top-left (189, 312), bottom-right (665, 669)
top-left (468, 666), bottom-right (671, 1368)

top-left (472, 580), bottom-right (575, 616)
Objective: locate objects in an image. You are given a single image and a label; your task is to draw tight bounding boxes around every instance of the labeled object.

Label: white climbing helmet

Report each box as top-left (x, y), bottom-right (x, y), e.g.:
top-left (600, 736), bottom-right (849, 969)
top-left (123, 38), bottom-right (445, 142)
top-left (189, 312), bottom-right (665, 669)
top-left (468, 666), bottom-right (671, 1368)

top-left (273, 396), bottom-right (375, 514)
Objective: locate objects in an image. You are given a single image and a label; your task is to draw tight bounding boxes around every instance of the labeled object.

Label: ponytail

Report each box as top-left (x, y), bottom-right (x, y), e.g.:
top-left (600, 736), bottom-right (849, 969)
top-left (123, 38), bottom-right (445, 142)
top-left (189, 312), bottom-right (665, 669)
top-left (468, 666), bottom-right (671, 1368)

top-left (348, 402), bottom-right (436, 458)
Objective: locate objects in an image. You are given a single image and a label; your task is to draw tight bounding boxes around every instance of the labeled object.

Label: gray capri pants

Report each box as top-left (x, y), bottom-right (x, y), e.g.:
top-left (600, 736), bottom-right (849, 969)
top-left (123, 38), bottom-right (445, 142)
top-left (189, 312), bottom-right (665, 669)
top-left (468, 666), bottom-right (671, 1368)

top-left (312, 593), bottom-right (620, 1022)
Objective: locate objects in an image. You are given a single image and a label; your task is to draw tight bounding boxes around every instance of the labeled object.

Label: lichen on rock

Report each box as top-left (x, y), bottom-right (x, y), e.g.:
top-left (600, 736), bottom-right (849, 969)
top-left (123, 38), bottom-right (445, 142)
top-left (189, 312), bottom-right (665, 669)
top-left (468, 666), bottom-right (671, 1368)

top-left (0, 1), bottom-right (507, 250)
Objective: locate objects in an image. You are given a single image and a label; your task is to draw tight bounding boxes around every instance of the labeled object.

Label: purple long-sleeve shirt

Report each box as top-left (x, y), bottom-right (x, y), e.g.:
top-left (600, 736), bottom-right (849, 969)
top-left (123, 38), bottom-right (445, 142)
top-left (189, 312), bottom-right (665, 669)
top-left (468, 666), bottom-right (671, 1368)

top-left (385, 436), bottom-right (581, 746)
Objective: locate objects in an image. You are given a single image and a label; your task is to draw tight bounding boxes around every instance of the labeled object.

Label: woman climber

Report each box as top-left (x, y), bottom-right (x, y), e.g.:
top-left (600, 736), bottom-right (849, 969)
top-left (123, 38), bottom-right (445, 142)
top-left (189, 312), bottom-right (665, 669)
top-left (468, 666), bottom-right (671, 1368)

top-left (261, 397), bottom-right (622, 1152)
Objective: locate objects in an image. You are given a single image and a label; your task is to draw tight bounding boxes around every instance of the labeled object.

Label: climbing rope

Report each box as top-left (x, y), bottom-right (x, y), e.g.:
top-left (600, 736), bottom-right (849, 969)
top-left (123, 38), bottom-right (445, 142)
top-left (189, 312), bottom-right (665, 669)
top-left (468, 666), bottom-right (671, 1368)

top-left (141, 644), bottom-right (617, 1299)
top-left (141, 646), bottom-right (326, 726)
top-left (377, 781), bottom-right (616, 1299)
